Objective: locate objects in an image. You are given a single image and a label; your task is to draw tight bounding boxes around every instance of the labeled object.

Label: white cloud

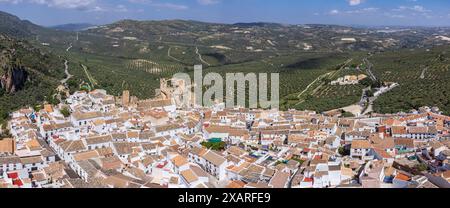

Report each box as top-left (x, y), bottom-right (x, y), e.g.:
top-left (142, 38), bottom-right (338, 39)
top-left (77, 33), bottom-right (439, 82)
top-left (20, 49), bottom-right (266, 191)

top-left (384, 13), bottom-right (406, 18)
top-left (0, 0), bottom-right (98, 10)
top-left (329, 9), bottom-right (340, 15)
top-left (128, 0), bottom-right (189, 11)
top-left (411, 5), bottom-right (429, 12)
top-left (0, 0), bottom-right (23, 4)
top-left (347, 0), bottom-right (364, 6)
top-left (1, 0), bottom-right (132, 12)
top-left (88, 6), bottom-right (105, 12)
top-left (197, 0), bottom-right (220, 5)
top-left (328, 7), bottom-right (378, 15)
top-left (152, 3), bottom-right (188, 11)
top-left (127, 0), bottom-right (150, 3)
top-left (393, 5), bottom-right (431, 13)
top-left (115, 4), bottom-right (128, 12)
top-left (383, 4), bottom-right (439, 20)
top-left (345, 7), bottom-right (378, 14)
top-left (388, 5), bottom-right (435, 19)
top-left (29, 0), bottom-right (97, 10)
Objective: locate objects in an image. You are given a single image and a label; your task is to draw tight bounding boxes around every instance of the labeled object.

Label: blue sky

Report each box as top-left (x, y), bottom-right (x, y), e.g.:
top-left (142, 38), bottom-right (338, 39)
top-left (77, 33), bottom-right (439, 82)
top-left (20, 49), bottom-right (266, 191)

top-left (0, 0), bottom-right (450, 26)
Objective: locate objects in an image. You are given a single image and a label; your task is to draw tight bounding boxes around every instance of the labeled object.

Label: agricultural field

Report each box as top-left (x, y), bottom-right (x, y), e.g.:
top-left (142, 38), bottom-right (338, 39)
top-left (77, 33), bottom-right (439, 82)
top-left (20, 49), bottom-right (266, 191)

top-left (371, 47), bottom-right (450, 114)
top-left (51, 28), bottom-right (358, 112)
top-left (44, 33), bottom-right (450, 115)
top-left (62, 50), bottom-right (162, 98)
top-left (126, 59), bottom-right (184, 76)
top-left (202, 52), bottom-right (352, 100)
top-left (293, 84), bottom-right (364, 113)
top-left (279, 54), bottom-right (367, 112)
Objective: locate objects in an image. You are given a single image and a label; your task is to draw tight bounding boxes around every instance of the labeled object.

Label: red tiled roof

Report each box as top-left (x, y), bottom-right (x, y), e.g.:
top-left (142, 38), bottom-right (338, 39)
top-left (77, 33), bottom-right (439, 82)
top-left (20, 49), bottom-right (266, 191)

top-left (399, 114), bottom-right (427, 122)
top-left (303, 177), bottom-right (313, 182)
top-left (391, 126), bottom-right (407, 135)
top-left (12, 179), bottom-right (23, 187)
top-left (7, 172), bottom-right (18, 179)
top-left (395, 173), bottom-right (411, 181)
top-left (226, 180), bottom-right (246, 188)
top-left (374, 148), bottom-right (393, 159)
top-left (156, 161), bottom-right (168, 168)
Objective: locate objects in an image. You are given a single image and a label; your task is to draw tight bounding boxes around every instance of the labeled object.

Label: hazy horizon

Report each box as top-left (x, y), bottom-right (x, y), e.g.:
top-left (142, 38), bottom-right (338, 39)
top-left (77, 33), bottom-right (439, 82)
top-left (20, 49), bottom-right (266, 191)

top-left (45, 20), bottom-right (450, 29)
top-left (1, 0), bottom-right (450, 27)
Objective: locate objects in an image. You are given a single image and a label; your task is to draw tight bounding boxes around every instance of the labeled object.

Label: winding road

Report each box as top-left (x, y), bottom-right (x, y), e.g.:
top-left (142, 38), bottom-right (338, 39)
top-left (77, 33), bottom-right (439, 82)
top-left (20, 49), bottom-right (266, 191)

top-left (54, 44), bottom-right (74, 102)
top-left (66, 43), bottom-right (73, 52)
top-left (363, 83), bottom-right (399, 114)
top-left (296, 59), bottom-right (353, 102)
top-left (363, 57), bottom-right (377, 81)
top-left (167, 47), bottom-right (182, 63)
top-left (60, 60), bottom-right (73, 85)
top-left (420, 67), bottom-right (428, 79)
top-left (61, 43), bottom-right (74, 86)
top-left (297, 71), bottom-right (332, 99)
top-left (81, 64), bottom-right (97, 87)
top-left (196, 46), bottom-right (211, 66)
top-left (339, 55), bottom-right (399, 116)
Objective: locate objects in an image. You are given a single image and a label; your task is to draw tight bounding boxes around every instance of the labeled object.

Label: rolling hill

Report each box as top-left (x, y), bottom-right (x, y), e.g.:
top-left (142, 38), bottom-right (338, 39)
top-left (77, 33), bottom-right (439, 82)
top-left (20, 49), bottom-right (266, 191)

top-left (0, 11), bottom-right (47, 38)
top-left (1, 10), bottom-right (450, 117)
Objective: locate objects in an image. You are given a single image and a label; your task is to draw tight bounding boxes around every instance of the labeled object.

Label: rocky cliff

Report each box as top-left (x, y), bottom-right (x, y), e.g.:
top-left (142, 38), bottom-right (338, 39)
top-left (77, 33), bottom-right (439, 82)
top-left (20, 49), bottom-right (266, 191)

top-left (0, 29), bottom-right (65, 124)
top-left (1, 64), bottom-right (28, 93)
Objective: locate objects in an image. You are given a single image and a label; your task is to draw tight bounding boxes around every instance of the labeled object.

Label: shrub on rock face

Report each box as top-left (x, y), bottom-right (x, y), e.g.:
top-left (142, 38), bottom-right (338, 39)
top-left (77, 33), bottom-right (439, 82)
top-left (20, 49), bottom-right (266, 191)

top-left (60, 107), bottom-right (71, 118)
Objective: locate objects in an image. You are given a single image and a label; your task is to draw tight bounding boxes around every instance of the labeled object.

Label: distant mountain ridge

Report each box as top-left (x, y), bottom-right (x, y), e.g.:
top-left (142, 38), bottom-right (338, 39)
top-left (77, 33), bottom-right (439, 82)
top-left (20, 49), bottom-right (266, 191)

top-left (50, 23), bottom-right (97, 31)
top-left (0, 9), bottom-right (448, 52)
top-left (84, 17), bottom-right (450, 53)
top-left (0, 10), bottom-right (71, 44)
top-left (0, 11), bottom-right (47, 38)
